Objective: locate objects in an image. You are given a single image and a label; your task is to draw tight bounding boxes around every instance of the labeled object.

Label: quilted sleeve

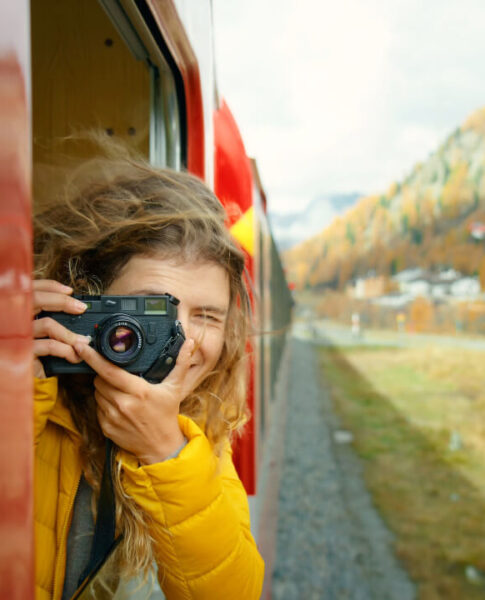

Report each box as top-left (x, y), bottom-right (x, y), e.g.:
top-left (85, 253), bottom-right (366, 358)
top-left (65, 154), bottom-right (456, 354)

top-left (33, 376), bottom-right (58, 446)
top-left (119, 415), bottom-right (264, 600)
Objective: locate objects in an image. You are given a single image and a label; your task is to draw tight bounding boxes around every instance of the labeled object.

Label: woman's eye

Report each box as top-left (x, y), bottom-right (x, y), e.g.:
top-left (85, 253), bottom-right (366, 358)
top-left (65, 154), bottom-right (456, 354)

top-left (195, 313), bottom-right (220, 323)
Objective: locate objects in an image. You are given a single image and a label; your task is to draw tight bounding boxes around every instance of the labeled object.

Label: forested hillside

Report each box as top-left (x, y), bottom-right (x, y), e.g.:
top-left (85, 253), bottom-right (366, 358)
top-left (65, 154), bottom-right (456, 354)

top-left (285, 107), bottom-right (485, 291)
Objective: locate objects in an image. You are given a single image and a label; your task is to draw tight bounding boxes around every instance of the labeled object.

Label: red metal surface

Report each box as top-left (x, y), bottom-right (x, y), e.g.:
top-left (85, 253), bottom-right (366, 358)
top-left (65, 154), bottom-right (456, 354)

top-left (214, 99), bottom-right (257, 494)
top-left (146, 0), bottom-right (205, 179)
top-left (214, 99), bottom-right (253, 225)
top-left (0, 29), bottom-right (34, 600)
top-left (231, 338), bottom-right (256, 495)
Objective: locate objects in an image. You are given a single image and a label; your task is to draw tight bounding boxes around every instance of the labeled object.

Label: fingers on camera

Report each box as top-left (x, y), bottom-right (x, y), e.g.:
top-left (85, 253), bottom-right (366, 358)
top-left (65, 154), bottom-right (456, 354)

top-left (33, 339), bottom-right (83, 364)
top-left (33, 290), bottom-right (87, 316)
top-left (169, 338), bottom-right (194, 380)
top-left (34, 317), bottom-right (91, 346)
top-left (182, 338), bottom-right (195, 362)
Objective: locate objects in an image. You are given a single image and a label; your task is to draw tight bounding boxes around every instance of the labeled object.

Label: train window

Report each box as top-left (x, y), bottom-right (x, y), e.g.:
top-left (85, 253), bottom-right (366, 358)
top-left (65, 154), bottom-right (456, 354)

top-left (102, 0), bottom-right (185, 169)
top-left (31, 0), bottom-right (184, 210)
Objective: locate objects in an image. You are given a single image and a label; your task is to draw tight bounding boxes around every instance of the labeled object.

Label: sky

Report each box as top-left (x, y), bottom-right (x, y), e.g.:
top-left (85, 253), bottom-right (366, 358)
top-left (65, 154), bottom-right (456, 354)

top-left (212, 0), bottom-right (485, 215)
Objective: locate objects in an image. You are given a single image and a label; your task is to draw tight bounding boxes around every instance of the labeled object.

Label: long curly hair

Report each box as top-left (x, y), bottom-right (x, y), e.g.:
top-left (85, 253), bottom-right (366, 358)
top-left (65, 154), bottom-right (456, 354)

top-left (33, 155), bottom-right (250, 581)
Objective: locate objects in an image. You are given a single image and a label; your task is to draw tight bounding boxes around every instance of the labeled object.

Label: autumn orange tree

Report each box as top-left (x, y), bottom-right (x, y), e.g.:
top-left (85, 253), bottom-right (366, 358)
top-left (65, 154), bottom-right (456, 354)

top-left (283, 105), bottom-right (485, 291)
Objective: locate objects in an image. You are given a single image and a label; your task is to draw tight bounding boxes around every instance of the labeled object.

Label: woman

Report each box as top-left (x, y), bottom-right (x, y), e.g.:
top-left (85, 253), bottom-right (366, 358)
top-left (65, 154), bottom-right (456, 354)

top-left (33, 157), bottom-right (264, 599)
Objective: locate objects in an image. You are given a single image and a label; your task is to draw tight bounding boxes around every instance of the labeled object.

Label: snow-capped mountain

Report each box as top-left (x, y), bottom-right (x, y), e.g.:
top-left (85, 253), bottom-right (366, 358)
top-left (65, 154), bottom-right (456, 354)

top-left (268, 193), bottom-right (361, 250)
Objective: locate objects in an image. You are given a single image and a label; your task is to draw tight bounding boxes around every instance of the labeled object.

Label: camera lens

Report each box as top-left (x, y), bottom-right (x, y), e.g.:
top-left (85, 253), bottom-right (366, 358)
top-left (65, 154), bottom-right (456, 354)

top-left (97, 315), bottom-right (144, 366)
top-left (109, 326), bottom-right (136, 353)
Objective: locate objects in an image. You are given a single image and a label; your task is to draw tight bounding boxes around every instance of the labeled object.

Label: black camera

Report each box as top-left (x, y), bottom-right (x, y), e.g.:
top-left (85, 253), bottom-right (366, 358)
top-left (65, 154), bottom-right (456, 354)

top-left (38, 294), bottom-right (185, 383)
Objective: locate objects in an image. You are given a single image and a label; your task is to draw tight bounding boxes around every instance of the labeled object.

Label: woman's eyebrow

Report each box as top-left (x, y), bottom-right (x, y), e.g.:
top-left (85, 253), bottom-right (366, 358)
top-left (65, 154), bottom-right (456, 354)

top-left (128, 289), bottom-right (167, 296)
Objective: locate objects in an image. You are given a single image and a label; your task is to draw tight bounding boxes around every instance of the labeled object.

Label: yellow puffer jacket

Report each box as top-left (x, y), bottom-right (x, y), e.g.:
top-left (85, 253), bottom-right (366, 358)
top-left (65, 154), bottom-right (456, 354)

top-left (34, 377), bottom-right (264, 600)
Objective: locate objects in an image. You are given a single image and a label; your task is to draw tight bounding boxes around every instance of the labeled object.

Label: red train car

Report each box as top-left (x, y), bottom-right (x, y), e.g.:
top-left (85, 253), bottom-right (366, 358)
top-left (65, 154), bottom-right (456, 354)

top-left (0, 2), bottom-right (292, 597)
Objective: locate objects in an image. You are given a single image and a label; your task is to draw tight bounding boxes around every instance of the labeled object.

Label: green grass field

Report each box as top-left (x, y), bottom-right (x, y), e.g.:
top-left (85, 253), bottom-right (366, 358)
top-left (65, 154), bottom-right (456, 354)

top-left (319, 344), bottom-right (485, 600)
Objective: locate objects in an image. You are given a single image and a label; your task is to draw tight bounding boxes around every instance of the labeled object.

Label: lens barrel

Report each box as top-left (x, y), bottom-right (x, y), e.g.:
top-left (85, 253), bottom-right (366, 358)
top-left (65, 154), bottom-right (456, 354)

top-left (97, 315), bottom-right (144, 365)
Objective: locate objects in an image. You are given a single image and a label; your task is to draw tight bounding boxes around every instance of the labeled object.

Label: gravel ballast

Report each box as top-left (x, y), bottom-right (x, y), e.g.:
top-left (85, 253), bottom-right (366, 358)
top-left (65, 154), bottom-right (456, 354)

top-left (271, 337), bottom-right (416, 600)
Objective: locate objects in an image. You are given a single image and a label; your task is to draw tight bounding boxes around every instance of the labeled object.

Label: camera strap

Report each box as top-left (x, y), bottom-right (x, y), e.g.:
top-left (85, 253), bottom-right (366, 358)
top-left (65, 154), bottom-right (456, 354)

top-left (73, 322), bottom-right (184, 595)
top-left (144, 320), bottom-right (185, 383)
top-left (76, 439), bottom-right (122, 591)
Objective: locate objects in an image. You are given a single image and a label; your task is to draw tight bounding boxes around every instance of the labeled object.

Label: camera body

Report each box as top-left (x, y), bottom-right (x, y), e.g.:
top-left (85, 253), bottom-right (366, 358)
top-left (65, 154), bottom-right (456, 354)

top-left (38, 294), bottom-right (185, 382)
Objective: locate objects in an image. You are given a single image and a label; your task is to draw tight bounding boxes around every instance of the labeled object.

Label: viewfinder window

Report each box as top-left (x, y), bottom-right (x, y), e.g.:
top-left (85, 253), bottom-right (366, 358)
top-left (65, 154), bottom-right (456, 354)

top-left (145, 298), bottom-right (167, 314)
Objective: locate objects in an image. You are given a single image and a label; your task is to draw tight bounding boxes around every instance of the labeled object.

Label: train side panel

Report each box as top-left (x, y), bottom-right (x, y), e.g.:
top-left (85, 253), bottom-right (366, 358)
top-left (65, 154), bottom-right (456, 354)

top-left (0, 2), bottom-right (34, 598)
top-left (0, 3), bottom-right (293, 596)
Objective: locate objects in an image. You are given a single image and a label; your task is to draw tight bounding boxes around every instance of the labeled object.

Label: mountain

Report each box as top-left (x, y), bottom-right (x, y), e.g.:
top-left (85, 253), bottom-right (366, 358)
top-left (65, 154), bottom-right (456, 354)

top-left (269, 193), bottom-right (361, 251)
top-left (284, 106), bottom-right (485, 291)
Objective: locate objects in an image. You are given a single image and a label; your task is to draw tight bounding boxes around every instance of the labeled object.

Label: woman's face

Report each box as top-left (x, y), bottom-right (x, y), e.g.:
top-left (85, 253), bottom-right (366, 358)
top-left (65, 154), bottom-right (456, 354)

top-left (105, 255), bottom-right (230, 396)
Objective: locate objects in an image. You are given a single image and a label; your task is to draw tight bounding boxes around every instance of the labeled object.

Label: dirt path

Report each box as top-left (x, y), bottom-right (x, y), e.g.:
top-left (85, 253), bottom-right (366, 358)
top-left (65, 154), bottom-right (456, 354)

top-left (271, 337), bottom-right (416, 600)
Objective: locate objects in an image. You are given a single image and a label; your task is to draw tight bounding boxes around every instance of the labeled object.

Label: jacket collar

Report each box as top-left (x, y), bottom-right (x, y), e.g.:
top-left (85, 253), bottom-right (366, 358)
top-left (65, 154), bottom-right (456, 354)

top-left (48, 392), bottom-right (80, 438)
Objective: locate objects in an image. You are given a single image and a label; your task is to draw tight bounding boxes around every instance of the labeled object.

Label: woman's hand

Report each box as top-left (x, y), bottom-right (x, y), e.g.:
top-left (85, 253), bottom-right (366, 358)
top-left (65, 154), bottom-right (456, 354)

top-left (74, 338), bottom-right (195, 464)
top-left (33, 279), bottom-right (91, 378)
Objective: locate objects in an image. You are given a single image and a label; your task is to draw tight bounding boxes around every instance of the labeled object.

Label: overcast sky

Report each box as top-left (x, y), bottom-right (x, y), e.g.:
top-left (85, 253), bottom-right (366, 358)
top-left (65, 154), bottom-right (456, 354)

top-left (212, 0), bottom-right (485, 214)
